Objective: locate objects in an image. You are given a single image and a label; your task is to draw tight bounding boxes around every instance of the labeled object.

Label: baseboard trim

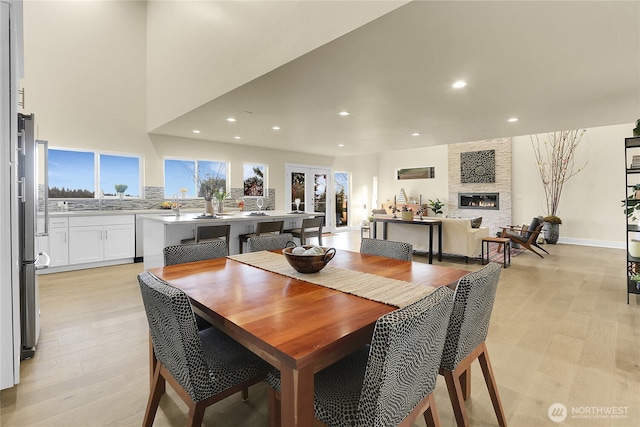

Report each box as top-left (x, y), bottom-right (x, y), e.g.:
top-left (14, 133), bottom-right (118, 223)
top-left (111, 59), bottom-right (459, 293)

top-left (557, 237), bottom-right (624, 249)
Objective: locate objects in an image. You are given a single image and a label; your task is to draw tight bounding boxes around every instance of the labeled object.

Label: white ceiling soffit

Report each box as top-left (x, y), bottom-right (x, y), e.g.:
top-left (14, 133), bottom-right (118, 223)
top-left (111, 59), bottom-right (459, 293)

top-left (146, 0), bottom-right (409, 131)
top-left (150, 1), bottom-right (640, 157)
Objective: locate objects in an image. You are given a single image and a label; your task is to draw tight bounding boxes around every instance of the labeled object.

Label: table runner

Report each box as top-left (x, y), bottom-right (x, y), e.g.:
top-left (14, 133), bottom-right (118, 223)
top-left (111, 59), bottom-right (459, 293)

top-left (227, 251), bottom-right (435, 308)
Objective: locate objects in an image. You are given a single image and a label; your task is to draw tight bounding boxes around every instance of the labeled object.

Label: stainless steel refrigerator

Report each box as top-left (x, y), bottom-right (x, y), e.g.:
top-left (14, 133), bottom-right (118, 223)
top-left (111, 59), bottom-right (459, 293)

top-left (17, 113), bottom-right (49, 360)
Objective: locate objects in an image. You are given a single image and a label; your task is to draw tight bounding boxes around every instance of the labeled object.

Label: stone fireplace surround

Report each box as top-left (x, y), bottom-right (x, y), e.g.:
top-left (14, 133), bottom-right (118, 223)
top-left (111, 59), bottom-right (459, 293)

top-left (448, 138), bottom-right (512, 237)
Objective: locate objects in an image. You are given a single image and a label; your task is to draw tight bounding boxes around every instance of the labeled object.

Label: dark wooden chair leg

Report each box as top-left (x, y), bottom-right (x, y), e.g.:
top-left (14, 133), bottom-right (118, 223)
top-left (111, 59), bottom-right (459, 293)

top-left (423, 393), bottom-right (442, 427)
top-left (143, 363), bottom-right (165, 427)
top-left (459, 366), bottom-right (471, 401)
top-left (478, 343), bottom-right (507, 427)
top-left (442, 368), bottom-right (470, 427)
top-left (186, 402), bottom-right (206, 427)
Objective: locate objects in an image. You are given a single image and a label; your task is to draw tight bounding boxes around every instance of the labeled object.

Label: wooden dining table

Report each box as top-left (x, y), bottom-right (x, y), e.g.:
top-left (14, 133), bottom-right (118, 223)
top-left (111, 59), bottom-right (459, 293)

top-left (147, 249), bottom-right (469, 427)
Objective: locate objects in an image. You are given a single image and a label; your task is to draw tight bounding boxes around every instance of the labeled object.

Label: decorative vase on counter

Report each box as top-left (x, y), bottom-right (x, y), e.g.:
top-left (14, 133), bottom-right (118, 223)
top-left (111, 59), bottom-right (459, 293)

top-left (205, 199), bottom-right (214, 215)
top-left (218, 200), bottom-right (224, 214)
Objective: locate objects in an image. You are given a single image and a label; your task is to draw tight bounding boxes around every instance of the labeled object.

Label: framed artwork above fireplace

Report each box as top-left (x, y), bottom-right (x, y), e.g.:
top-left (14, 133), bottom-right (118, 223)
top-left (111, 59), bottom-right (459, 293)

top-left (460, 149), bottom-right (495, 183)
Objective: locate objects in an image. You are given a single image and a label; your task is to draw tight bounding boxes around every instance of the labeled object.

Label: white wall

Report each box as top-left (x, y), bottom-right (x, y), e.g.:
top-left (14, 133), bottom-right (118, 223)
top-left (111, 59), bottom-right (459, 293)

top-left (513, 123), bottom-right (630, 247)
top-left (376, 145), bottom-right (449, 213)
top-left (21, 1), bottom-right (149, 153)
top-left (145, 1), bottom-right (407, 131)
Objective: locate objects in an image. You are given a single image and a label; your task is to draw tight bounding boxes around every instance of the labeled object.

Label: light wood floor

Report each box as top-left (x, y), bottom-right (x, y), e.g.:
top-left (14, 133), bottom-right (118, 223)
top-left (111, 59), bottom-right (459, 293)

top-left (2, 230), bottom-right (639, 426)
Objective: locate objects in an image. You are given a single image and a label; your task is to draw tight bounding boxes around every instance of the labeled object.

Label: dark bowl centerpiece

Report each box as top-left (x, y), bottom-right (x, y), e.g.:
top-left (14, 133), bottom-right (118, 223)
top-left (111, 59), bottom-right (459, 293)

top-left (282, 246), bottom-right (336, 274)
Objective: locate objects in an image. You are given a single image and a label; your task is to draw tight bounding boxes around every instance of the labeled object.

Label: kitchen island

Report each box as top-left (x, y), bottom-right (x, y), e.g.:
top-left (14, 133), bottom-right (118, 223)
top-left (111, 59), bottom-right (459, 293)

top-left (140, 210), bottom-right (321, 269)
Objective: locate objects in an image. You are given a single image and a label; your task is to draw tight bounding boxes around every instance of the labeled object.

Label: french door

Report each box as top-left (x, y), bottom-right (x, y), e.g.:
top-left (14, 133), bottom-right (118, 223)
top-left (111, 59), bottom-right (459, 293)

top-left (285, 164), bottom-right (333, 231)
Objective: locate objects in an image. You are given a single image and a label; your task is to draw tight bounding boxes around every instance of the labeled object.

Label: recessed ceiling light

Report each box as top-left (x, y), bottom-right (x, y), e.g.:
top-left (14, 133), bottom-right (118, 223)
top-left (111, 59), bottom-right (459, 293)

top-left (338, 144), bottom-right (344, 147)
top-left (227, 117), bottom-right (236, 122)
top-left (234, 136), bottom-right (241, 140)
top-left (339, 111), bottom-right (350, 116)
top-left (411, 132), bottom-right (421, 136)
top-left (452, 80), bottom-right (467, 89)
top-left (192, 130), bottom-right (201, 134)
top-left (508, 117), bottom-right (519, 122)
top-left (272, 126), bottom-right (281, 130)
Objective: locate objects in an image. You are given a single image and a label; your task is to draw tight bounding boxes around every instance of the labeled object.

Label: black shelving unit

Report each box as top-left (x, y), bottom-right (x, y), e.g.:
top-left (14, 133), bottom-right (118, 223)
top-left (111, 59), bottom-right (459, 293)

top-left (624, 136), bottom-right (640, 303)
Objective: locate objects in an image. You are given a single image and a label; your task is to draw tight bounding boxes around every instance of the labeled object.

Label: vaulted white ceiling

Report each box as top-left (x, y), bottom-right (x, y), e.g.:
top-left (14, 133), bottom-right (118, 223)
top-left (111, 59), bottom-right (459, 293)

top-left (149, 1), bottom-right (640, 157)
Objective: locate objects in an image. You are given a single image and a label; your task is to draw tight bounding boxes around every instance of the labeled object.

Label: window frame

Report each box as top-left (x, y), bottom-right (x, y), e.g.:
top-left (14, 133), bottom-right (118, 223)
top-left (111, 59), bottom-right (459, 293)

top-left (242, 162), bottom-right (267, 198)
top-left (163, 156), bottom-right (230, 199)
top-left (47, 147), bottom-right (142, 199)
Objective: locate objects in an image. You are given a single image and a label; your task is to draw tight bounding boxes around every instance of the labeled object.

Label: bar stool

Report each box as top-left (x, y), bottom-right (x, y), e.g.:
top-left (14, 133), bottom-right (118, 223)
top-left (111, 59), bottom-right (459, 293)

top-left (181, 224), bottom-right (231, 254)
top-left (238, 220), bottom-right (284, 253)
top-left (287, 216), bottom-right (323, 246)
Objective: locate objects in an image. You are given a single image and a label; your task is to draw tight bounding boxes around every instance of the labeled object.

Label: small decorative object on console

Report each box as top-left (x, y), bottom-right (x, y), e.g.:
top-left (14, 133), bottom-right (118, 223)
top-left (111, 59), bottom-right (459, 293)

top-left (401, 206), bottom-right (414, 221)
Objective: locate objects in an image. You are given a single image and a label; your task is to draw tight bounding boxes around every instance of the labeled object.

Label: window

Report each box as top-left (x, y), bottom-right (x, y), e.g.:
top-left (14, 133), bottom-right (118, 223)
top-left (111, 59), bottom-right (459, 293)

top-left (48, 149), bottom-right (141, 198)
top-left (164, 158), bottom-right (227, 198)
top-left (243, 163), bottom-right (266, 197)
top-left (100, 154), bottom-right (140, 197)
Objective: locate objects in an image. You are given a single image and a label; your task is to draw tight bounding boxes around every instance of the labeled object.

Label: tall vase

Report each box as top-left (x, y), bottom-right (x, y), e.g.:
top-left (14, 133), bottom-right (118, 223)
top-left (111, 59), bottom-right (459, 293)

top-left (544, 222), bottom-right (560, 244)
top-left (205, 199), bottom-right (214, 214)
top-left (218, 200), bottom-right (224, 214)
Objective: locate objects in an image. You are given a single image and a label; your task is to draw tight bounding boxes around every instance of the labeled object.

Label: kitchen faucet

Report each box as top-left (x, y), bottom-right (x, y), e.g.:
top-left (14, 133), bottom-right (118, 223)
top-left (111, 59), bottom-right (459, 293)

top-left (98, 189), bottom-right (104, 211)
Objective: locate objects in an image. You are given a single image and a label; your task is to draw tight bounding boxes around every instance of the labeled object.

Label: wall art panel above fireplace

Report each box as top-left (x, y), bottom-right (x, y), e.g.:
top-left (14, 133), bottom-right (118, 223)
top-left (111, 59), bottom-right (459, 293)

top-left (460, 149), bottom-right (495, 183)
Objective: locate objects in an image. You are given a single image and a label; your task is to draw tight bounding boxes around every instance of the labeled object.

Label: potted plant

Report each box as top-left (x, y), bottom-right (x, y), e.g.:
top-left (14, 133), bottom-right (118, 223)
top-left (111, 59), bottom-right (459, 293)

top-left (622, 185), bottom-right (640, 221)
top-left (532, 129), bottom-right (587, 244)
top-left (213, 187), bottom-right (229, 213)
top-left (630, 272), bottom-right (640, 291)
top-left (114, 184), bottom-right (128, 199)
top-left (542, 215), bottom-right (562, 244)
top-left (428, 198), bottom-right (444, 216)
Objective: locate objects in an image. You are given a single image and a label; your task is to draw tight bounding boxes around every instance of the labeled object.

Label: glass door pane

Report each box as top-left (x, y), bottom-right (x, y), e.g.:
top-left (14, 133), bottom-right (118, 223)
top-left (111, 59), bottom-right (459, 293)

top-left (334, 172), bottom-right (349, 228)
top-left (314, 173), bottom-right (327, 224)
top-left (291, 172), bottom-right (305, 212)
top-left (285, 164), bottom-right (333, 231)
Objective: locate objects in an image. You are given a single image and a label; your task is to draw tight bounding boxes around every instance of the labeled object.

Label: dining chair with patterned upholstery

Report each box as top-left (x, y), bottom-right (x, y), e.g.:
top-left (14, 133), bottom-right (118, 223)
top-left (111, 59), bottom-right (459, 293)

top-left (360, 237), bottom-right (413, 261)
top-left (163, 240), bottom-right (228, 330)
top-left (238, 220), bottom-right (285, 253)
top-left (163, 240), bottom-right (228, 266)
top-left (246, 233), bottom-right (295, 253)
top-left (266, 286), bottom-right (454, 427)
top-left (439, 262), bottom-right (506, 427)
top-left (137, 272), bottom-right (269, 427)
top-left (287, 216), bottom-right (324, 246)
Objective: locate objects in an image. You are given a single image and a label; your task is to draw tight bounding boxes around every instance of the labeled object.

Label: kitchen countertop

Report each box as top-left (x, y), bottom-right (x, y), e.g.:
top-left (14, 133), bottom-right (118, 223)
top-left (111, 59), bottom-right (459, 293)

top-left (46, 208), bottom-right (206, 217)
top-left (139, 210), bottom-right (321, 224)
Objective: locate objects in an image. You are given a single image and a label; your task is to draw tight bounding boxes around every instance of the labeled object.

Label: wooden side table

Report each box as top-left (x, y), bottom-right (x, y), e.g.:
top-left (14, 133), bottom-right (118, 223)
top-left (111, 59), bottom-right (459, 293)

top-left (481, 237), bottom-right (511, 268)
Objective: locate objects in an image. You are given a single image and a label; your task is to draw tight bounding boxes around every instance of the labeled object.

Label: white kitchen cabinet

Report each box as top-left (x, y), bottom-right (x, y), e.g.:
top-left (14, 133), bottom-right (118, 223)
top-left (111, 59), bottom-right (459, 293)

top-left (68, 215), bottom-right (134, 265)
top-left (36, 217), bottom-right (69, 267)
top-left (68, 226), bottom-right (103, 264)
top-left (48, 219), bottom-right (70, 267)
top-left (103, 223), bottom-right (135, 260)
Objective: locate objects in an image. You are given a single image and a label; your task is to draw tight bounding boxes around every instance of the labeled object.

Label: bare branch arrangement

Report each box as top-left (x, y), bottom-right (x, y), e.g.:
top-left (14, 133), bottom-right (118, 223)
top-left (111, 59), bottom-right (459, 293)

top-left (531, 129), bottom-right (587, 217)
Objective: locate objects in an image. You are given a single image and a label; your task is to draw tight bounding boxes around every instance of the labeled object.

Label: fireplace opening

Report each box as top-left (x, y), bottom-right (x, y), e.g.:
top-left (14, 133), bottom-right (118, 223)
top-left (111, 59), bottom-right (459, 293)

top-left (458, 192), bottom-right (499, 210)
